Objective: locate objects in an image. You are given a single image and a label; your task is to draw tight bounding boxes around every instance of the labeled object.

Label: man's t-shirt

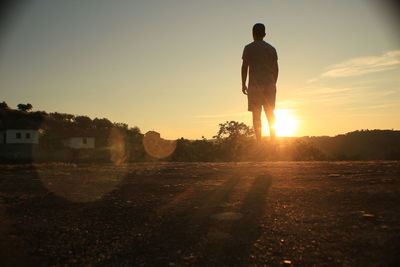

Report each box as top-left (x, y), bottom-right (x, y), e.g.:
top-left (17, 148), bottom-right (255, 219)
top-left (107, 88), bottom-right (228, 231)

top-left (242, 40), bottom-right (278, 92)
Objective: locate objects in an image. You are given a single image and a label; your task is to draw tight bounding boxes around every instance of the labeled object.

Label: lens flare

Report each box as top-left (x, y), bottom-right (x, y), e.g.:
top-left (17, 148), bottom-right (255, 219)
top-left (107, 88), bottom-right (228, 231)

top-left (143, 131), bottom-right (176, 159)
top-left (109, 127), bottom-right (127, 165)
top-left (39, 127), bottom-right (129, 202)
top-left (39, 164), bottom-right (125, 202)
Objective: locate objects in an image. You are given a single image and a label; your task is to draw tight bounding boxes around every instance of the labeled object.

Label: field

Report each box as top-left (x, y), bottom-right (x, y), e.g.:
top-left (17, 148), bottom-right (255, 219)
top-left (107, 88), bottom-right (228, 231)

top-left (1, 162), bottom-right (399, 266)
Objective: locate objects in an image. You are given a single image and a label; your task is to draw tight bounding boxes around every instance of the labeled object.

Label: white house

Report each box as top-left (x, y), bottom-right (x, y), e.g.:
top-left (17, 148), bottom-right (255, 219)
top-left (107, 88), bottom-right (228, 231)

top-left (64, 137), bottom-right (95, 149)
top-left (0, 129), bottom-right (40, 144)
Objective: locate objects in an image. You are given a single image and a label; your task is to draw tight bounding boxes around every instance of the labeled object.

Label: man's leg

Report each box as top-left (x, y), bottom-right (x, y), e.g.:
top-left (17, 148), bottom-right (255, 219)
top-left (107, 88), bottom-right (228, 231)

top-left (264, 90), bottom-right (276, 139)
top-left (252, 106), bottom-right (262, 142)
top-left (265, 107), bottom-right (275, 138)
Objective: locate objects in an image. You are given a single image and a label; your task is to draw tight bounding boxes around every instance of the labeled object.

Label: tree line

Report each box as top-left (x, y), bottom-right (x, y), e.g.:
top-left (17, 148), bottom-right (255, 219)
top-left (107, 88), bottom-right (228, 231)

top-left (1, 101), bottom-right (399, 162)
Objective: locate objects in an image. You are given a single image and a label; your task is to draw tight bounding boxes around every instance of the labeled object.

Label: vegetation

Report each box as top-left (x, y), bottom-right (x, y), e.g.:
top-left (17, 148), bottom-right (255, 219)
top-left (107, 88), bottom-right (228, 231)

top-left (1, 101), bottom-right (399, 162)
top-left (0, 102), bottom-right (145, 162)
top-left (17, 103), bottom-right (33, 112)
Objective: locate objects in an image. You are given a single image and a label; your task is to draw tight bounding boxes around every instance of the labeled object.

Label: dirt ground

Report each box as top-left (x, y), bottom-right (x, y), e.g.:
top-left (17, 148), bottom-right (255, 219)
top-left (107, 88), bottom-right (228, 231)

top-left (0, 161), bottom-right (399, 266)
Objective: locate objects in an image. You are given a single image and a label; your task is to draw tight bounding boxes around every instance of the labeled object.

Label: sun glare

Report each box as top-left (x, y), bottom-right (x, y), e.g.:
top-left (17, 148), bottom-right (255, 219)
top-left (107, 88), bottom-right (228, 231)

top-left (262, 109), bottom-right (298, 137)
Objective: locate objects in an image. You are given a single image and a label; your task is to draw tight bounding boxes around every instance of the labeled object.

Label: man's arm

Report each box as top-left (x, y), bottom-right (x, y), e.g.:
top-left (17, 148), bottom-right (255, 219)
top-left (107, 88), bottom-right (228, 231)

top-left (273, 50), bottom-right (279, 83)
top-left (241, 60), bottom-right (249, 95)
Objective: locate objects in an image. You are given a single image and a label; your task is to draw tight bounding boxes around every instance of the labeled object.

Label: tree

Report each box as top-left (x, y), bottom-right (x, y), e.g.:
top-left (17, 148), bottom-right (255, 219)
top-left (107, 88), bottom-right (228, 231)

top-left (113, 122), bottom-right (128, 130)
top-left (129, 126), bottom-right (141, 135)
top-left (93, 118), bottom-right (113, 129)
top-left (212, 121), bottom-right (255, 161)
top-left (74, 115), bottom-right (92, 129)
top-left (214, 121), bottom-right (254, 140)
top-left (17, 103), bottom-right (33, 112)
top-left (0, 101), bottom-right (10, 110)
top-left (50, 112), bottom-right (75, 122)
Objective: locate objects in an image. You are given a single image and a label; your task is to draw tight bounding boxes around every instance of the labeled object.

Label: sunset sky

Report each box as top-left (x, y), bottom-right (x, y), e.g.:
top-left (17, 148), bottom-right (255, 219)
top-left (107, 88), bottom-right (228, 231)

top-left (1, 0), bottom-right (399, 139)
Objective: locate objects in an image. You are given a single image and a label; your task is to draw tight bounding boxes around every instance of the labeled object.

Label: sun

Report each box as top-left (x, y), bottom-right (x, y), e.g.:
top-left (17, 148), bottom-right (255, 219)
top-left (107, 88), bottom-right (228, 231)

top-left (262, 109), bottom-right (298, 137)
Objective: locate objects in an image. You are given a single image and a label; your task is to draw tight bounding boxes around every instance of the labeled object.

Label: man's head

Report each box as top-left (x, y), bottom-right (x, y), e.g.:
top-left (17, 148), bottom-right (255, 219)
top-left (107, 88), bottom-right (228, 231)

top-left (252, 23), bottom-right (266, 40)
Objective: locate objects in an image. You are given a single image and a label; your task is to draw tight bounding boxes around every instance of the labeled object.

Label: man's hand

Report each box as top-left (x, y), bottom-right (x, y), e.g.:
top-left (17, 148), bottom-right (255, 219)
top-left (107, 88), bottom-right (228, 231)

top-left (242, 84), bottom-right (248, 95)
top-left (241, 60), bottom-right (249, 95)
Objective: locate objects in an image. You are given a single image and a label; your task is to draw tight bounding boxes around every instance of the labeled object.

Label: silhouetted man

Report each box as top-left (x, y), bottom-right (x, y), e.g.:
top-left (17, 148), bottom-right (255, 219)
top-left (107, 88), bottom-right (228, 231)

top-left (241, 23), bottom-right (278, 142)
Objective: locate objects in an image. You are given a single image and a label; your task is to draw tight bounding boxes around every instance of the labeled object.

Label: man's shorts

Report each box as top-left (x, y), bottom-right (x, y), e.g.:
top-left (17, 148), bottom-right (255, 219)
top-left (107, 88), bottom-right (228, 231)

top-left (248, 88), bottom-right (276, 112)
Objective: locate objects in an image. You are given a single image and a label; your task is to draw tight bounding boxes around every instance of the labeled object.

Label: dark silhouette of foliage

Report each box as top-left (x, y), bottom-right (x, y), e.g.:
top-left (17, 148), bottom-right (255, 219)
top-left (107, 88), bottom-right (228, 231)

top-left (214, 121), bottom-right (254, 140)
top-left (1, 103), bottom-right (399, 162)
top-left (93, 118), bottom-right (113, 129)
top-left (172, 137), bottom-right (218, 162)
top-left (211, 121), bottom-right (255, 161)
top-left (74, 116), bottom-right (92, 130)
top-left (0, 101), bottom-right (10, 110)
top-left (113, 122), bottom-right (129, 130)
top-left (291, 140), bottom-right (327, 161)
top-left (17, 103), bottom-right (33, 112)
top-left (306, 130), bottom-right (400, 160)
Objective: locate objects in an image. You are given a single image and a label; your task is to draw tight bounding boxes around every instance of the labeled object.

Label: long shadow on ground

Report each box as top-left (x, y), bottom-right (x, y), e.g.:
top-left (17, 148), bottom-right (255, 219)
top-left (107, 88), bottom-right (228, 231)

top-left (194, 174), bottom-right (272, 266)
top-left (113, 173), bottom-right (273, 266)
top-left (110, 175), bottom-right (242, 265)
top-left (1, 165), bottom-right (273, 266)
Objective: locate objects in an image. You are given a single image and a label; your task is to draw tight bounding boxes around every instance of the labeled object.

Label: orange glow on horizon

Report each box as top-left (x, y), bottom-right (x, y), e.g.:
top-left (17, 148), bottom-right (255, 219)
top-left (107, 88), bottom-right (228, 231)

top-left (262, 109), bottom-right (299, 137)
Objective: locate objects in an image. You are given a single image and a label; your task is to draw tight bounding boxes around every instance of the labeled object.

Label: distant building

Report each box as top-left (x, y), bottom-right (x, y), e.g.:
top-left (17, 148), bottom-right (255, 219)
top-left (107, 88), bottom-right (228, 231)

top-left (0, 129), bottom-right (41, 161)
top-left (0, 129), bottom-right (40, 144)
top-left (145, 131), bottom-right (161, 139)
top-left (63, 137), bottom-right (95, 149)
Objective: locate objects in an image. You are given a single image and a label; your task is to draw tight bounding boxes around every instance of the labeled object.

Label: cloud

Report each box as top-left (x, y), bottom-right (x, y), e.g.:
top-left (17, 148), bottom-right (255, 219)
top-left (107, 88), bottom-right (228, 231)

top-left (302, 86), bottom-right (369, 95)
top-left (292, 86), bottom-right (371, 107)
top-left (309, 50), bottom-right (400, 82)
top-left (345, 103), bottom-right (400, 111)
top-left (346, 113), bottom-right (387, 118)
top-left (295, 86), bottom-right (371, 104)
top-left (298, 85), bottom-right (400, 109)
